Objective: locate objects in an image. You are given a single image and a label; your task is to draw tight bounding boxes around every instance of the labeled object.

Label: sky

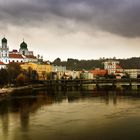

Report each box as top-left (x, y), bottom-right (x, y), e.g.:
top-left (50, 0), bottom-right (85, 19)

top-left (0, 0), bottom-right (140, 61)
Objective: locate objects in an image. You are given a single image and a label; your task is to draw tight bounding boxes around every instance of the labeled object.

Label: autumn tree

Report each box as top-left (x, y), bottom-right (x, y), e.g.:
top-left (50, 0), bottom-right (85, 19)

top-left (16, 73), bottom-right (26, 86)
top-left (42, 71), bottom-right (46, 80)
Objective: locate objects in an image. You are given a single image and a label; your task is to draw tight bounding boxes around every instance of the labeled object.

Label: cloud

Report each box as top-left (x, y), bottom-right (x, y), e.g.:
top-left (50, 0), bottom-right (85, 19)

top-left (0, 0), bottom-right (140, 37)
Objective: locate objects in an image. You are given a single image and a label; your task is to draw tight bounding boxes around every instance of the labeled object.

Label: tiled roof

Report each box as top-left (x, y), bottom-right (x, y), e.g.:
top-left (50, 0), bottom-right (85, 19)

top-left (25, 55), bottom-right (37, 59)
top-left (9, 54), bottom-right (24, 59)
top-left (0, 61), bottom-right (5, 65)
top-left (90, 69), bottom-right (107, 76)
top-left (116, 65), bottom-right (122, 69)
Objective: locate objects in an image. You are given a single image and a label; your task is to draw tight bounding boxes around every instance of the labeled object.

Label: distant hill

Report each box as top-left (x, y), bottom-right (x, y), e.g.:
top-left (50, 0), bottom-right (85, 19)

top-left (52, 57), bottom-right (140, 70)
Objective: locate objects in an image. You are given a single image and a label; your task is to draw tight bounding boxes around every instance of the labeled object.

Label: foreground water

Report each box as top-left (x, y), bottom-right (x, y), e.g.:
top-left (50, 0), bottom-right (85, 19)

top-left (1, 85), bottom-right (140, 140)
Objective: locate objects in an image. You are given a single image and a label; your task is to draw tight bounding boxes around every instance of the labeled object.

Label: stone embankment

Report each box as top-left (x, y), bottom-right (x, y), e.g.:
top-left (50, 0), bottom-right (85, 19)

top-left (0, 84), bottom-right (45, 101)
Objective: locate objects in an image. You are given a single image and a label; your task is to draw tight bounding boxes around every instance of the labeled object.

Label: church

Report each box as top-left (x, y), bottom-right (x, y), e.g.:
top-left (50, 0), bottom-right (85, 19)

top-left (0, 37), bottom-right (38, 64)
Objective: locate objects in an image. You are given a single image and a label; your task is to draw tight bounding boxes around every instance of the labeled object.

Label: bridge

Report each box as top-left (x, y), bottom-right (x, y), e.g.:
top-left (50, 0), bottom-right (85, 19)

top-left (40, 78), bottom-right (140, 87)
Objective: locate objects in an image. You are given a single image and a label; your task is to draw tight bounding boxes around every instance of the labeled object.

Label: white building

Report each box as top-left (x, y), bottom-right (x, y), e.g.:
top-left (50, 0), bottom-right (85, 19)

top-left (52, 65), bottom-right (66, 73)
top-left (52, 65), bottom-right (67, 79)
top-left (124, 69), bottom-right (140, 78)
top-left (0, 37), bottom-right (38, 64)
top-left (19, 41), bottom-right (34, 56)
top-left (103, 60), bottom-right (120, 75)
top-left (0, 38), bottom-right (9, 64)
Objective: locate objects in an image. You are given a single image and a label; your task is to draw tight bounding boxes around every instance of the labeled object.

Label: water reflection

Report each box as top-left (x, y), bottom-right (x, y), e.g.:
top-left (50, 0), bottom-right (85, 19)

top-left (0, 85), bottom-right (140, 140)
top-left (0, 101), bottom-right (9, 140)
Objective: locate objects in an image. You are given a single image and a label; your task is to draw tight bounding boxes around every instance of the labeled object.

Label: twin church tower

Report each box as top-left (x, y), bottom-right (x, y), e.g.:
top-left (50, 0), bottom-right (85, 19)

top-left (0, 37), bottom-right (37, 64)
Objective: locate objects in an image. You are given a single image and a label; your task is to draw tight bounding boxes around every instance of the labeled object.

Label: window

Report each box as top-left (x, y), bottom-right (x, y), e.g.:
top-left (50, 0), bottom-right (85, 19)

top-left (22, 51), bottom-right (25, 55)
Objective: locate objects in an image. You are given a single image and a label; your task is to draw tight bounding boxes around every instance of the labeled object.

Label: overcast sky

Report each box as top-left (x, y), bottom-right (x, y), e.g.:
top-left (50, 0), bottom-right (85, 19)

top-left (1, 0), bottom-right (140, 61)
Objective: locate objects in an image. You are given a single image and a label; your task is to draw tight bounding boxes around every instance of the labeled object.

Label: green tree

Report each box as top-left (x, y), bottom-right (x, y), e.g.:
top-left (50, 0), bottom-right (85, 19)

top-left (53, 58), bottom-right (61, 65)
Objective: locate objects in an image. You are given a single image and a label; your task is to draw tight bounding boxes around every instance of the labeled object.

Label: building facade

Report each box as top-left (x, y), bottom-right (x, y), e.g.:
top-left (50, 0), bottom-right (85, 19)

top-left (124, 69), bottom-right (140, 78)
top-left (0, 37), bottom-right (38, 65)
top-left (20, 62), bottom-right (52, 80)
top-left (0, 38), bottom-right (9, 64)
top-left (103, 60), bottom-right (120, 75)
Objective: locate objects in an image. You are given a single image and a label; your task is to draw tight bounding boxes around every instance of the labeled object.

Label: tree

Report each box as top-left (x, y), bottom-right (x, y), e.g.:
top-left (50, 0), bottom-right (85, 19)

top-left (16, 73), bottom-right (26, 86)
top-left (0, 68), bottom-right (9, 88)
top-left (53, 58), bottom-right (61, 65)
top-left (7, 62), bottom-right (22, 84)
top-left (42, 71), bottom-right (46, 80)
top-left (32, 70), bottom-right (38, 81)
top-left (27, 67), bottom-right (33, 82)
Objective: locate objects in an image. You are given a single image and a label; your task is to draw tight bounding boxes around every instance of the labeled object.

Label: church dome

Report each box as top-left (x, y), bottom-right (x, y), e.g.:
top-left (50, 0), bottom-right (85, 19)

top-left (2, 37), bottom-right (7, 43)
top-left (20, 41), bottom-right (27, 49)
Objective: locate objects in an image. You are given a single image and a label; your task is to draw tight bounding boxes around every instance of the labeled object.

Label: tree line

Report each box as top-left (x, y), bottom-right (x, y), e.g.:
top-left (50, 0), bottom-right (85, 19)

top-left (0, 62), bottom-right (38, 88)
top-left (52, 57), bottom-right (140, 70)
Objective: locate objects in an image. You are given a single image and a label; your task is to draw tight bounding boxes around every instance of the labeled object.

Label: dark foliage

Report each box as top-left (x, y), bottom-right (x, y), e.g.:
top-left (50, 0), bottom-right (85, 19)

top-left (53, 58), bottom-right (104, 70)
top-left (53, 57), bottom-right (140, 70)
top-left (0, 69), bottom-right (9, 88)
top-left (7, 62), bottom-right (22, 84)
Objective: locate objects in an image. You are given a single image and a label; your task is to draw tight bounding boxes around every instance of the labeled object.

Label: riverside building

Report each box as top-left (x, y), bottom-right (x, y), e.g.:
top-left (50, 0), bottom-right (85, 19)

top-left (0, 37), bottom-right (37, 64)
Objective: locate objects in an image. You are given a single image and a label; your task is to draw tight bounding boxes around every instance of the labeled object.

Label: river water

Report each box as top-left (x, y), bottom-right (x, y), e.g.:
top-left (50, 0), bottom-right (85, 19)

top-left (1, 85), bottom-right (140, 140)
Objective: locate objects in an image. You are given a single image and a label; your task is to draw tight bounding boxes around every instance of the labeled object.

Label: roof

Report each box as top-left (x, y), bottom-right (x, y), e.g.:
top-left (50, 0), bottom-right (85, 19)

top-left (0, 61), bottom-right (5, 65)
top-left (116, 65), bottom-right (122, 69)
top-left (90, 69), bottom-right (107, 76)
top-left (20, 41), bottom-right (27, 49)
top-left (2, 37), bottom-right (7, 43)
top-left (25, 55), bottom-right (37, 59)
top-left (9, 54), bottom-right (24, 59)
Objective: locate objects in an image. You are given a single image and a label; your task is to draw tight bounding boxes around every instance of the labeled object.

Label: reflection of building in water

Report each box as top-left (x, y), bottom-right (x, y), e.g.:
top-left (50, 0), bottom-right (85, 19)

top-left (19, 99), bottom-right (30, 131)
top-left (0, 101), bottom-right (9, 139)
top-left (1, 113), bottom-right (9, 139)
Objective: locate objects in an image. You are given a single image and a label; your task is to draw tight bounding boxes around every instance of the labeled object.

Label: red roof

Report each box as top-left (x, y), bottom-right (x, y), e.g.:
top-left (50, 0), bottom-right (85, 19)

top-left (90, 69), bottom-right (107, 76)
top-left (25, 55), bottom-right (37, 59)
top-left (0, 61), bottom-right (5, 65)
top-left (9, 54), bottom-right (24, 59)
top-left (116, 65), bottom-right (122, 69)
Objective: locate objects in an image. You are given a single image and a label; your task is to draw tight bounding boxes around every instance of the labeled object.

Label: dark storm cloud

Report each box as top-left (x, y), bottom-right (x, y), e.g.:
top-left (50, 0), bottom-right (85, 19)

top-left (0, 0), bottom-right (140, 37)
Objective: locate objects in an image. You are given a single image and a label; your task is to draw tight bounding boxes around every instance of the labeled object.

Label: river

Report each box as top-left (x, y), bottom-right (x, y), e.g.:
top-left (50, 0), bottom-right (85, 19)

top-left (1, 85), bottom-right (140, 140)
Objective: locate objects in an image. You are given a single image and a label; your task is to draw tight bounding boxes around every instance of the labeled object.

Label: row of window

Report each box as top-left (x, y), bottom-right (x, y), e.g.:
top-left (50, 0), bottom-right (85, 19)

top-left (9, 60), bottom-right (23, 63)
top-left (3, 59), bottom-right (23, 63)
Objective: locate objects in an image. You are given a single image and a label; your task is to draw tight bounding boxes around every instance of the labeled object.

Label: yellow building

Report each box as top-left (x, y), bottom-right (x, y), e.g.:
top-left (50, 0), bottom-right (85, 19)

top-left (20, 62), bottom-right (52, 80)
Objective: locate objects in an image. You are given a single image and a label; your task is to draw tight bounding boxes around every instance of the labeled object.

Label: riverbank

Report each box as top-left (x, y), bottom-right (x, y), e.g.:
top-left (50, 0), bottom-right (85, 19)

top-left (0, 84), bottom-right (46, 101)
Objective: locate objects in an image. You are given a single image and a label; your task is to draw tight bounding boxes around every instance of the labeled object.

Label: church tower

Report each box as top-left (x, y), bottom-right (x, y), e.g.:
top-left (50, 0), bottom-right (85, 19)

top-left (0, 37), bottom-right (9, 64)
top-left (19, 41), bottom-right (29, 55)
